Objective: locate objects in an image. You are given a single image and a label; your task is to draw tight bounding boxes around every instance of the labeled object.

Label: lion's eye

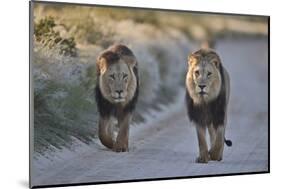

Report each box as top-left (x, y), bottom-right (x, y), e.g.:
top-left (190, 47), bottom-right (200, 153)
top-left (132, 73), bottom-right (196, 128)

top-left (195, 70), bottom-right (200, 77)
top-left (109, 74), bottom-right (115, 80)
top-left (207, 72), bottom-right (212, 77)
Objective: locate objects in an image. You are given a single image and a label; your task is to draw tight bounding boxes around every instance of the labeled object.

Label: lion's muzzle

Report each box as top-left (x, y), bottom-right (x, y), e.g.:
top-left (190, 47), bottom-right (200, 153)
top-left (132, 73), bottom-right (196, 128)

top-left (112, 90), bottom-right (127, 102)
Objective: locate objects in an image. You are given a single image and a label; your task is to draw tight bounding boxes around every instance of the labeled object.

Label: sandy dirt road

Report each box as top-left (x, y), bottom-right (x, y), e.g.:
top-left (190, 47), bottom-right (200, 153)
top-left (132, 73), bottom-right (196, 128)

top-left (32, 38), bottom-right (268, 187)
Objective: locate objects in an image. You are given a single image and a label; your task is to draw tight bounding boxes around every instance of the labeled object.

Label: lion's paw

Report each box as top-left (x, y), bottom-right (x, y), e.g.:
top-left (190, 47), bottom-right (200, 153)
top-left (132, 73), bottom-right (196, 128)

top-left (113, 147), bottom-right (128, 152)
top-left (209, 150), bottom-right (222, 161)
top-left (196, 155), bottom-right (209, 163)
top-left (113, 143), bottom-right (128, 152)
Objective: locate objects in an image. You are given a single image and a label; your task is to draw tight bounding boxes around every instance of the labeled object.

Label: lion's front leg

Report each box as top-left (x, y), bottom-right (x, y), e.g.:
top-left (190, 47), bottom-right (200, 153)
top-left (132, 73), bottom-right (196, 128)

top-left (114, 114), bottom-right (131, 152)
top-left (209, 126), bottom-right (225, 161)
top-left (98, 117), bottom-right (114, 149)
top-left (196, 126), bottom-right (209, 163)
top-left (208, 124), bottom-right (216, 150)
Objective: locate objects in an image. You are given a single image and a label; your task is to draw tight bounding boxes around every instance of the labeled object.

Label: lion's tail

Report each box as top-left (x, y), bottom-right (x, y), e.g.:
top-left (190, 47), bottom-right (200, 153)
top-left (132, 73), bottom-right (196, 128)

top-left (224, 137), bottom-right (232, 147)
top-left (98, 122), bottom-right (114, 149)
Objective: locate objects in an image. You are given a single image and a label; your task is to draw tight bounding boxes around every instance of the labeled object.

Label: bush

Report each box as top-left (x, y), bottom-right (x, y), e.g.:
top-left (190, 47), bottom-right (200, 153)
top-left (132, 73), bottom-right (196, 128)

top-left (33, 51), bottom-right (98, 154)
top-left (34, 17), bottom-right (77, 57)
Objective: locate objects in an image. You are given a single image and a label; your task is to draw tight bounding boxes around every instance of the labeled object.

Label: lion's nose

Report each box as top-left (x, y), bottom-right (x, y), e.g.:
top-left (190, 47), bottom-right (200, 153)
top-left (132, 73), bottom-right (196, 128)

top-left (115, 90), bottom-right (123, 95)
top-left (198, 85), bottom-right (206, 90)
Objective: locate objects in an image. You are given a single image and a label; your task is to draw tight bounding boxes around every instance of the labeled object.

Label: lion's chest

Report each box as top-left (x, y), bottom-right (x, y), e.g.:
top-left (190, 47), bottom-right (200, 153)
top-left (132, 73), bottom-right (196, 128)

top-left (186, 90), bottom-right (226, 128)
top-left (189, 104), bottom-right (214, 126)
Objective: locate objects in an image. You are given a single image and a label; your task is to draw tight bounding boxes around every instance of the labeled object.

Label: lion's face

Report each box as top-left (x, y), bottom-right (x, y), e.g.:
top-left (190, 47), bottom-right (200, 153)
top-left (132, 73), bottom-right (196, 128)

top-left (186, 49), bottom-right (222, 104)
top-left (103, 61), bottom-right (132, 103)
top-left (97, 50), bottom-right (137, 105)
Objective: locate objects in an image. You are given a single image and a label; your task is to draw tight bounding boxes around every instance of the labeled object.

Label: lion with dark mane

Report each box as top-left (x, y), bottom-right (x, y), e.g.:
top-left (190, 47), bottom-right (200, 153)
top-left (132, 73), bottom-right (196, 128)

top-left (95, 44), bottom-right (139, 152)
top-left (185, 48), bottom-right (232, 163)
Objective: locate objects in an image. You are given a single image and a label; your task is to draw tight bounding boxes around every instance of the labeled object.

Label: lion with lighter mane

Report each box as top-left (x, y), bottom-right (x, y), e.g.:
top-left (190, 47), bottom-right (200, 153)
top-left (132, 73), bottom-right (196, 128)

top-left (185, 48), bottom-right (232, 163)
top-left (95, 44), bottom-right (138, 152)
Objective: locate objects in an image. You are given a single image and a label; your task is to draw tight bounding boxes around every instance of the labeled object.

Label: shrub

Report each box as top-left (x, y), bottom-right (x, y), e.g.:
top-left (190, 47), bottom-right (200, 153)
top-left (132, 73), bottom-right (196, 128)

top-left (33, 51), bottom-right (98, 154)
top-left (34, 17), bottom-right (77, 57)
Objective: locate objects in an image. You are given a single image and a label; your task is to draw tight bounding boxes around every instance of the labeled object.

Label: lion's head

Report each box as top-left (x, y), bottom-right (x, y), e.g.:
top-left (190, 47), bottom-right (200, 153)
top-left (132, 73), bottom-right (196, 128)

top-left (96, 45), bottom-right (137, 105)
top-left (186, 49), bottom-right (223, 104)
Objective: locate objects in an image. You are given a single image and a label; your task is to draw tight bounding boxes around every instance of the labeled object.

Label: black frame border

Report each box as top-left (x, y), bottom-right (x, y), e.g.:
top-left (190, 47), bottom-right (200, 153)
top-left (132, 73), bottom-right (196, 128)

top-left (29, 1), bottom-right (270, 188)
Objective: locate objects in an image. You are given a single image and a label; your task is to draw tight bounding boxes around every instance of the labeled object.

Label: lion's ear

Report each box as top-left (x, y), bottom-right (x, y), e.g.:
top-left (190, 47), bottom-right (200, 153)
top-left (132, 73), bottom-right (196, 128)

top-left (187, 54), bottom-right (195, 65)
top-left (213, 60), bottom-right (220, 68)
top-left (97, 57), bottom-right (107, 75)
top-left (122, 55), bottom-right (137, 68)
